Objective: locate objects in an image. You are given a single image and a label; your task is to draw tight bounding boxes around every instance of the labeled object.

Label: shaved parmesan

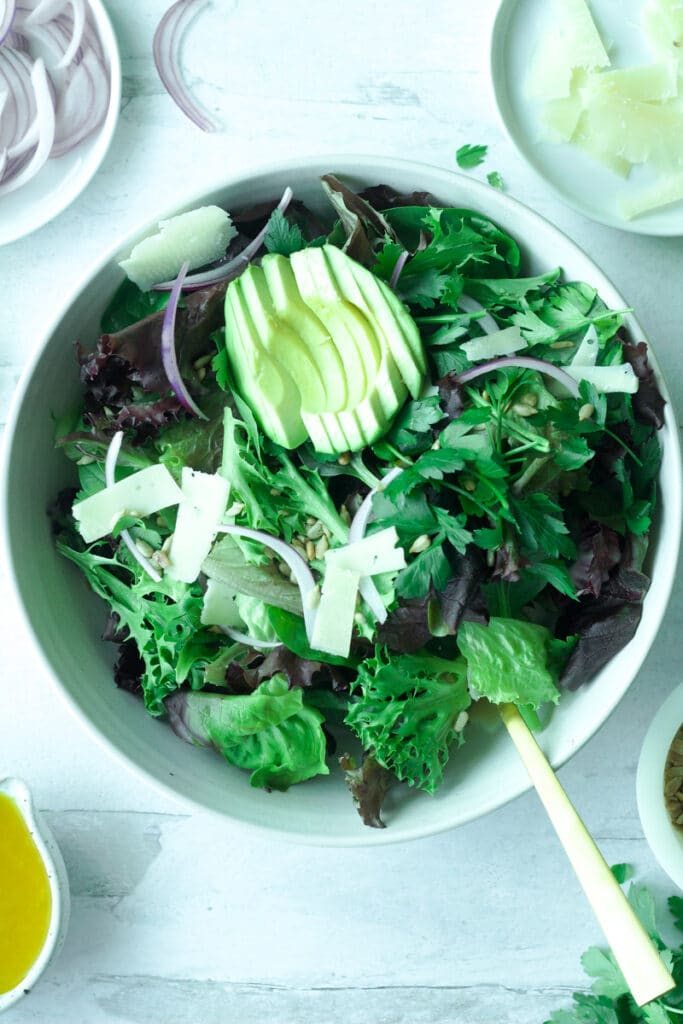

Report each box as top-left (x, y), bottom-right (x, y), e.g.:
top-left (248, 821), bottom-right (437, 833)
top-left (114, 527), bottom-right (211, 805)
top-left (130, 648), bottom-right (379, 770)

top-left (461, 326), bottom-right (527, 362)
top-left (201, 578), bottom-right (242, 628)
top-left (120, 206), bottom-right (237, 292)
top-left (565, 363), bottom-right (638, 393)
top-left (527, 0), bottom-right (610, 100)
top-left (572, 115), bottom-right (632, 177)
top-left (73, 465), bottom-right (183, 544)
top-left (583, 61), bottom-right (678, 102)
top-left (572, 325), bottom-right (599, 367)
top-left (618, 170), bottom-right (683, 218)
top-left (311, 565), bottom-right (360, 658)
top-left (325, 527), bottom-right (406, 575)
top-left (642, 0), bottom-right (683, 58)
top-left (540, 95), bottom-right (584, 142)
top-left (167, 469), bottom-right (230, 583)
top-left (580, 90), bottom-right (683, 168)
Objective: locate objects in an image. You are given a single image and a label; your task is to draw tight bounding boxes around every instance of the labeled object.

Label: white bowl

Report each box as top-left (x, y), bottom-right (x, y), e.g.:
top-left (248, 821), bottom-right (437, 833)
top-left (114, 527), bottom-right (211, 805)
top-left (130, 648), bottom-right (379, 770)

top-left (0, 778), bottom-right (70, 1014)
top-left (2, 155), bottom-right (681, 846)
top-left (0, 0), bottom-right (121, 246)
top-left (490, 0), bottom-right (683, 235)
top-left (637, 685), bottom-right (683, 889)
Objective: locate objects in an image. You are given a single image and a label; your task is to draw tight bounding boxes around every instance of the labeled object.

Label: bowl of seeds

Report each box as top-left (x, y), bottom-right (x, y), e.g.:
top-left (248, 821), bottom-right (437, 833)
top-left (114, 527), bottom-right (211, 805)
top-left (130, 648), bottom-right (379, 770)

top-left (637, 683), bottom-right (683, 887)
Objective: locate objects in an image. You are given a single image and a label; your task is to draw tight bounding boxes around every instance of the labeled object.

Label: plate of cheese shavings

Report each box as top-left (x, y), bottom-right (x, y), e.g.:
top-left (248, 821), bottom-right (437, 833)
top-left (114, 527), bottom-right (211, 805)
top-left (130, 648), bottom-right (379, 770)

top-left (491, 0), bottom-right (683, 233)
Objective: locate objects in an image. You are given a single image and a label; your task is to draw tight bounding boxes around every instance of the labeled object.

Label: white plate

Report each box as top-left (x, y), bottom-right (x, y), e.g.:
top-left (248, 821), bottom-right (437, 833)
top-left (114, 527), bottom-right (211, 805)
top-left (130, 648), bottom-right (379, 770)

top-left (0, 0), bottom-right (121, 247)
top-left (490, 0), bottom-right (683, 235)
top-left (637, 684), bottom-right (683, 889)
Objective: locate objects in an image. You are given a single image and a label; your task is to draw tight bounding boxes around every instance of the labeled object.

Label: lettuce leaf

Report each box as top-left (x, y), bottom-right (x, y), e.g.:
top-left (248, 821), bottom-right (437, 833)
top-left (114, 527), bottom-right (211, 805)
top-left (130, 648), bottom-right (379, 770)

top-left (345, 649), bottom-right (471, 793)
top-left (165, 674), bottom-right (329, 789)
top-left (457, 617), bottom-right (574, 709)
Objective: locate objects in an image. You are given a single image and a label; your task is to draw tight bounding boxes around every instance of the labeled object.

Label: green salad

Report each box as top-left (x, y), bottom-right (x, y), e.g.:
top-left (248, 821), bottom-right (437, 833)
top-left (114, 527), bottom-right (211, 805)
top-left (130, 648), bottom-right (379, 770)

top-left (51, 175), bottom-right (665, 828)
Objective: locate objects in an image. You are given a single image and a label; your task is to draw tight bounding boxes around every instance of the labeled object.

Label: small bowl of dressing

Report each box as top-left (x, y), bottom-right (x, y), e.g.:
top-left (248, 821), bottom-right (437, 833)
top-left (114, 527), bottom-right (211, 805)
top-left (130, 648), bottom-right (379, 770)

top-left (0, 778), bottom-right (70, 1014)
top-left (637, 685), bottom-right (683, 890)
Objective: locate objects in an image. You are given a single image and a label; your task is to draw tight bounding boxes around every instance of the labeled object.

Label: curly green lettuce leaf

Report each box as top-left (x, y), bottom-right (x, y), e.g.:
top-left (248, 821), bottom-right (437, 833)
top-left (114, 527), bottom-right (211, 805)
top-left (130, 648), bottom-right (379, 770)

top-left (345, 649), bottom-right (471, 793)
top-left (58, 540), bottom-right (220, 715)
top-left (165, 674), bottom-right (329, 789)
top-left (457, 617), bottom-right (574, 709)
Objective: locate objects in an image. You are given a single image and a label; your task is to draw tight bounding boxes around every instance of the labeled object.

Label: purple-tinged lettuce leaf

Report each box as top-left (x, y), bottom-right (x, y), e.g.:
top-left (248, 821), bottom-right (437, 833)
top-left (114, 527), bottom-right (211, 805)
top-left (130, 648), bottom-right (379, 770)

top-left (622, 340), bottom-right (666, 429)
top-left (339, 753), bottom-right (393, 829)
top-left (557, 568), bottom-right (649, 690)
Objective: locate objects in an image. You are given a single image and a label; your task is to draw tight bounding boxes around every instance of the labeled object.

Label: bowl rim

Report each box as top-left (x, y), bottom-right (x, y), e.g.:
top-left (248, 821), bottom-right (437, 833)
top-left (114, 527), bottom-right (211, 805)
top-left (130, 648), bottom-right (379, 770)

top-left (488, 0), bottom-right (683, 237)
top-left (0, 777), bottom-right (70, 1011)
top-left (2, 152), bottom-right (681, 847)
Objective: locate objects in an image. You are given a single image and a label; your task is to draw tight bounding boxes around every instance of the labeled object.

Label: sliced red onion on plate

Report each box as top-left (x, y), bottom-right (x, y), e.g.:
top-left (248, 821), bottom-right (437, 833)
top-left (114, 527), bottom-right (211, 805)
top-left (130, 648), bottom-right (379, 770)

top-left (0, 1), bottom-right (15, 46)
top-left (348, 466), bottom-right (404, 623)
top-left (104, 432), bottom-right (163, 583)
top-left (152, 186), bottom-right (295, 292)
top-left (161, 260), bottom-right (209, 420)
top-left (0, 0), bottom-right (111, 195)
top-left (458, 355), bottom-right (580, 396)
top-left (215, 524), bottom-right (318, 641)
top-left (153, 0), bottom-right (216, 133)
top-left (0, 56), bottom-right (53, 196)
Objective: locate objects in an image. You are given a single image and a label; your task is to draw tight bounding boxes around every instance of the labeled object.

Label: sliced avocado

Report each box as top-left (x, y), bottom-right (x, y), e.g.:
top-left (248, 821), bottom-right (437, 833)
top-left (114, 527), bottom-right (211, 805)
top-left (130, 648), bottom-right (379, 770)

top-left (323, 244), bottom-right (426, 398)
top-left (225, 279), bottom-right (307, 448)
top-left (261, 255), bottom-right (347, 414)
top-left (238, 264), bottom-right (327, 414)
top-left (222, 243), bottom-right (427, 454)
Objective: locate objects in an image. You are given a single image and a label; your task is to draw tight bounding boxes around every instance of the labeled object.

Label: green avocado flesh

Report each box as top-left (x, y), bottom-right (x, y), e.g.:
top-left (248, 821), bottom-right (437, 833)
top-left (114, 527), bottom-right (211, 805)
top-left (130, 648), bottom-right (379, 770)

top-left (222, 245), bottom-right (426, 453)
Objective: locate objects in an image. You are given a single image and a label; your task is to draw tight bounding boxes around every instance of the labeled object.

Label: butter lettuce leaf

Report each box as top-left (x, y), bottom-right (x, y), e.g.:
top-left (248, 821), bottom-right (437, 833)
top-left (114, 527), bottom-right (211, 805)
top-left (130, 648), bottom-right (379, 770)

top-left (165, 674), bottom-right (329, 789)
top-left (457, 617), bottom-right (573, 709)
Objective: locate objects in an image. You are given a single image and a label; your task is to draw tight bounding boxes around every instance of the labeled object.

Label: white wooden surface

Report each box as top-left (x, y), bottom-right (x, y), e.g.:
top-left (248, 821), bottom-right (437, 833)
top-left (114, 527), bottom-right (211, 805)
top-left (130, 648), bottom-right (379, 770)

top-left (2, 2), bottom-right (683, 1021)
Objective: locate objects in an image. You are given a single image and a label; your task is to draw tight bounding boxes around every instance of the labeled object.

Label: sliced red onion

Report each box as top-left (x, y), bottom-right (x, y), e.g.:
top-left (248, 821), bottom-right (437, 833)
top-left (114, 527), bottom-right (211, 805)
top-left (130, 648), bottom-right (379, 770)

top-left (389, 249), bottom-right (409, 291)
top-left (105, 432), bottom-right (163, 583)
top-left (215, 524), bottom-right (318, 640)
top-left (458, 355), bottom-right (580, 397)
top-left (153, 187), bottom-right (294, 292)
top-left (0, 56), bottom-right (53, 195)
top-left (348, 467), bottom-right (404, 623)
top-left (161, 261), bottom-right (208, 420)
top-left (52, 48), bottom-right (107, 156)
top-left (459, 293), bottom-right (499, 335)
top-left (219, 626), bottom-right (280, 650)
top-left (153, 0), bottom-right (217, 133)
top-left (0, 47), bottom-right (35, 150)
top-left (0, 0), bottom-right (16, 45)
top-left (0, 147), bottom-right (6, 177)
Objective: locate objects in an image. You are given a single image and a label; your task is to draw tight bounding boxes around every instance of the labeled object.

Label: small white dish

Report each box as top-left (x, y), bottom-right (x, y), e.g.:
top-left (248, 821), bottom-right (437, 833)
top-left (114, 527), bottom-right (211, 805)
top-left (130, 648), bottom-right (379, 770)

top-left (0, 0), bottom-right (121, 247)
top-left (637, 685), bottom-right (683, 890)
top-left (0, 777), bottom-right (70, 1014)
top-left (490, 0), bottom-right (683, 235)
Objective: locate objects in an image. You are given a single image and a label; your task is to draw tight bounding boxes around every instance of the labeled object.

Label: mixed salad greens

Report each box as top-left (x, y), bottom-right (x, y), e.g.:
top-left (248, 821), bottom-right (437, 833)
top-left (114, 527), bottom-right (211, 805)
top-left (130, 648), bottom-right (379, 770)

top-left (51, 175), bottom-right (665, 828)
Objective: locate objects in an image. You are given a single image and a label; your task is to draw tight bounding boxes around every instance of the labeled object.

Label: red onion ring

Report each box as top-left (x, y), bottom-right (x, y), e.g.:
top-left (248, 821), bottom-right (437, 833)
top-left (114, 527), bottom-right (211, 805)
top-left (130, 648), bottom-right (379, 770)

top-left (105, 432), bottom-right (163, 583)
top-left (153, 0), bottom-right (217, 133)
top-left (219, 626), bottom-right (280, 650)
top-left (457, 355), bottom-right (580, 396)
top-left (348, 467), bottom-right (404, 623)
top-left (152, 187), bottom-right (294, 292)
top-left (215, 524), bottom-right (318, 641)
top-left (52, 48), bottom-right (107, 156)
top-left (160, 260), bottom-right (208, 420)
top-left (0, 0), bottom-right (16, 45)
top-left (458, 293), bottom-right (499, 335)
top-left (389, 249), bottom-right (409, 292)
top-left (25, 0), bottom-right (86, 69)
top-left (0, 55), bottom-right (53, 195)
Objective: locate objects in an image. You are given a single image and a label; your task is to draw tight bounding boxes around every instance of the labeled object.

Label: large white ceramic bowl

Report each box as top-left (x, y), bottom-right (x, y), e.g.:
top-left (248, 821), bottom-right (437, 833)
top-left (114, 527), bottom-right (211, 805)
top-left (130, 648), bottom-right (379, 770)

top-left (2, 155), bottom-right (681, 846)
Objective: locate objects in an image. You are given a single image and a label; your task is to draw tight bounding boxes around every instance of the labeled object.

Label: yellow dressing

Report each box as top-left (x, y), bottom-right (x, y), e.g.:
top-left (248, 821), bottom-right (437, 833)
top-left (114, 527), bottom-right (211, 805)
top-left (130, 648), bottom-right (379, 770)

top-left (0, 793), bottom-right (52, 994)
